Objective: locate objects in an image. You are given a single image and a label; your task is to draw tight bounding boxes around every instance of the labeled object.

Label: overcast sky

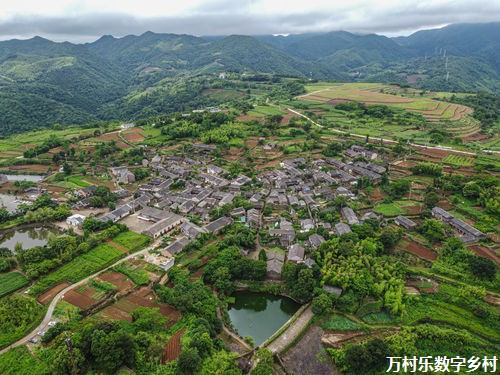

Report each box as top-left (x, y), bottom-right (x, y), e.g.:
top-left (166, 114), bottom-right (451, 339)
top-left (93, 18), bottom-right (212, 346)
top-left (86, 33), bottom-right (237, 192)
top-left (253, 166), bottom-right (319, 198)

top-left (0, 0), bottom-right (499, 42)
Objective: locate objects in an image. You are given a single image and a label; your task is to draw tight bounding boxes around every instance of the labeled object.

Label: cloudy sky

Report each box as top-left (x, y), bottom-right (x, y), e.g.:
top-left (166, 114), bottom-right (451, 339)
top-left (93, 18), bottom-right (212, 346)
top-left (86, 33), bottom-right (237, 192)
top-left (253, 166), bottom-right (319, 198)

top-left (0, 0), bottom-right (499, 42)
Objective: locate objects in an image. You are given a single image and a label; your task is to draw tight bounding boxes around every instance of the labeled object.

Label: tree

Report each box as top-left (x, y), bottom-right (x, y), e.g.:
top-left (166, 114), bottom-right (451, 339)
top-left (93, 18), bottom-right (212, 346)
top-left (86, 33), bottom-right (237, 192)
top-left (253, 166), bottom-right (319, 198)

top-left (418, 218), bottom-right (445, 242)
top-left (178, 347), bottom-right (202, 374)
top-left (344, 339), bottom-right (391, 374)
top-left (62, 162), bottom-right (73, 175)
top-left (469, 256), bottom-right (496, 281)
top-left (213, 266), bottom-right (233, 296)
top-left (312, 293), bottom-right (333, 315)
top-left (424, 191), bottom-right (440, 208)
top-left (251, 349), bottom-right (274, 375)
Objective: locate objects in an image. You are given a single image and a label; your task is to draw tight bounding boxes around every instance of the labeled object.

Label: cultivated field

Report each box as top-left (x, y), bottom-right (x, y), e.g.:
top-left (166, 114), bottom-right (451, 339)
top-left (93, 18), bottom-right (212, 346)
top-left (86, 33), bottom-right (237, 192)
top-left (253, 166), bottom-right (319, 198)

top-left (30, 242), bottom-right (126, 296)
top-left (300, 83), bottom-right (472, 122)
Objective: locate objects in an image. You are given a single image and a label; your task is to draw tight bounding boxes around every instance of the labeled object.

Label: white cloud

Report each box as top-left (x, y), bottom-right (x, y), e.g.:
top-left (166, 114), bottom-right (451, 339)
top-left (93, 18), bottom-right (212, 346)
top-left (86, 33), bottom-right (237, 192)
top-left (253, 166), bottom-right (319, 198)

top-left (0, 0), bottom-right (498, 41)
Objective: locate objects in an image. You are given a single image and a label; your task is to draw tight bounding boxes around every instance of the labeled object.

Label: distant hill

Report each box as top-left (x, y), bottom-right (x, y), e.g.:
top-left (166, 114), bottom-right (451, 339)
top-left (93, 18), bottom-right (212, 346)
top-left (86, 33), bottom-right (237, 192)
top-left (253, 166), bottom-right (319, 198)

top-left (0, 23), bottom-right (498, 133)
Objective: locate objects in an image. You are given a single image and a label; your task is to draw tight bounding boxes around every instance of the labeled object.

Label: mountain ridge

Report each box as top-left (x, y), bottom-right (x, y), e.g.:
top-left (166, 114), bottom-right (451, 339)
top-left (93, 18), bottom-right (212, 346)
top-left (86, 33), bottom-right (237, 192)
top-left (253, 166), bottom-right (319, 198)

top-left (0, 22), bottom-right (498, 133)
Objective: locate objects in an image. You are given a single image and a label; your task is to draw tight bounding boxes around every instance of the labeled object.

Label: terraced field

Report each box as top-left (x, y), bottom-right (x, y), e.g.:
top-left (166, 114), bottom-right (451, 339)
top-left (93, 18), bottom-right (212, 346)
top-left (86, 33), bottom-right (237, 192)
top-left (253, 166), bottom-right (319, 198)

top-left (300, 83), bottom-right (472, 122)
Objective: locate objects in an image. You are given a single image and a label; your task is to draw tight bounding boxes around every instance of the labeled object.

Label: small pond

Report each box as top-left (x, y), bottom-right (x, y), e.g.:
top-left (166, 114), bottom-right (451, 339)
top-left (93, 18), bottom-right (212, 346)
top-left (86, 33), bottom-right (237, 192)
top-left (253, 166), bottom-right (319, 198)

top-left (3, 174), bottom-right (44, 182)
top-left (0, 227), bottom-right (61, 251)
top-left (228, 291), bottom-right (301, 346)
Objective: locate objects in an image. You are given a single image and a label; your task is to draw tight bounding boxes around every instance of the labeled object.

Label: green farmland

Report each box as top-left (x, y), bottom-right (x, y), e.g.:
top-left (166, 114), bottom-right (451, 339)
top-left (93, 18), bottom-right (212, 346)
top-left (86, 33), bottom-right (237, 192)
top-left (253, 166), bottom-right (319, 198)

top-left (0, 272), bottom-right (29, 298)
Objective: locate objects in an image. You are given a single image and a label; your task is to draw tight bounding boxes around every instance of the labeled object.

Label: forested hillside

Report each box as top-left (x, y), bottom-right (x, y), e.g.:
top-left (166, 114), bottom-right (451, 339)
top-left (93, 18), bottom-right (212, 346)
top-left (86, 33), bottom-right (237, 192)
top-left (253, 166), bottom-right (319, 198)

top-left (0, 22), bottom-right (498, 134)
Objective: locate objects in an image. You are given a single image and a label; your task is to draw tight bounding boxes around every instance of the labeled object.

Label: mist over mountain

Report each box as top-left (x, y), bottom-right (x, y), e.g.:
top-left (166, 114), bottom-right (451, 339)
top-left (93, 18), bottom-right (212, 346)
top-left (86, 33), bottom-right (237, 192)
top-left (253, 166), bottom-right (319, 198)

top-left (0, 22), bottom-right (498, 133)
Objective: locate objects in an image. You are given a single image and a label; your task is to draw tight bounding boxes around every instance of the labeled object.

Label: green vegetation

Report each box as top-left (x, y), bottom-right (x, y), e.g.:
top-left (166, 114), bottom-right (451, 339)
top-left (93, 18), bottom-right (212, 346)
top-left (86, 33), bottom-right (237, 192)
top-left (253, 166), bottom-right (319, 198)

top-left (321, 315), bottom-right (364, 331)
top-left (373, 203), bottom-right (405, 216)
top-left (0, 272), bottom-right (29, 297)
top-left (111, 231), bottom-right (151, 252)
top-left (30, 242), bottom-right (125, 296)
top-left (113, 262), bottom-right (150, 286)
top-left (0, 346), bottom-right (49, 375)
top-left (0, 295), bottom-right (45, 349)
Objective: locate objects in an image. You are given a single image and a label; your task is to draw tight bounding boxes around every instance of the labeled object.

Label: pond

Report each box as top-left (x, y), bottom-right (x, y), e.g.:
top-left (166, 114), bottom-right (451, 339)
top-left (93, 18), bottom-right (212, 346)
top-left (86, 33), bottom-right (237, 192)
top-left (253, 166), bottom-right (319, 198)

top-left (228, 291), bottom-right (301, 346)
top-left (0, 227), bottom-right (60, 251)
top-left (3, 174), bottom-right (44, 182)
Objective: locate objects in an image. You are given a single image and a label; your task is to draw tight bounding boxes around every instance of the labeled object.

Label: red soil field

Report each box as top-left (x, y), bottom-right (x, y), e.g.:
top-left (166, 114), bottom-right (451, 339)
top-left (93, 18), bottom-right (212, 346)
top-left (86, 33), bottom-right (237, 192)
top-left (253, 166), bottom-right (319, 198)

top-left (468, 246), bottom-right (500, 264)
top-left (164, 329), bottom-right (186, 363)
top-left (123, 130), bottom-right (145, 143)
top-left (404, 240), bottom-right (437, 261)
top-left (98, 271), bottom-right (135, 292)
top-left (106, 239), bottom-right (129, 253)
top-left (404, 206), bottom-right (423, 215)
top-left (64, 288), bottom-right (95, 309)
top-left (37, 282), bottom-right (71, 305)
top-left (97, 132), bottom-right (120, 141)
top-left (115, 141), bottom-right (131, 149)
top-left (9, 164), bottom-right (52, 173)
top-left (99, 305), bottom-right (133, 322)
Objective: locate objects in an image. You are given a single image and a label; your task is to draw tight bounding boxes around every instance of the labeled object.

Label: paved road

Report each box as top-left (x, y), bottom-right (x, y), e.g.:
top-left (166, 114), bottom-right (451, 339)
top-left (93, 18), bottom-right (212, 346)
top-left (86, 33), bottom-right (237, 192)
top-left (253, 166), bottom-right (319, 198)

top-left (266, 305), bottom-right (314, 354)
top-left (288, 108), bottom-right (499, 156)
top-left (0, 241), bottom-right (159, 355)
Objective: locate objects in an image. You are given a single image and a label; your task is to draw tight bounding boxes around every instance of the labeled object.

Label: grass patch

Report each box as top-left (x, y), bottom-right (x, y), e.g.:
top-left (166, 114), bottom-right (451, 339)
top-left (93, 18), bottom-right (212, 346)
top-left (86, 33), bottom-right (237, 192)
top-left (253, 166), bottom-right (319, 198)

top-left (321, 315), bottom-right (364, 331)
top-left (112, 231), bottom-right (151, 252)
top-left (0, 272), bottom-right (29, 298)
top-left (373, 203), bottom-right (405, 216)
top-left (361, 312), bottom-right (396, 324)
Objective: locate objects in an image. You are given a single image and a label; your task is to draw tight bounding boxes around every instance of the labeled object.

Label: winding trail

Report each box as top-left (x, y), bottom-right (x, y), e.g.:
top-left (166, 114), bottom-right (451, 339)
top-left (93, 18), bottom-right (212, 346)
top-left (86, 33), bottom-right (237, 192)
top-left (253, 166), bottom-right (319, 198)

top-left (287, 108), bottom-right (500, 155)
top-left (0, 240), bottom-right (159, 355)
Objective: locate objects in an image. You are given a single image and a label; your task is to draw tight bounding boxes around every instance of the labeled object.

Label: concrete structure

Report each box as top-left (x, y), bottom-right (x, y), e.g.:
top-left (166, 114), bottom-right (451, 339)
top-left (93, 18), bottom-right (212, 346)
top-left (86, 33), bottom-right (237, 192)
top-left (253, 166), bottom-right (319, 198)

top-left (66, 214), bottom-right (86, 227)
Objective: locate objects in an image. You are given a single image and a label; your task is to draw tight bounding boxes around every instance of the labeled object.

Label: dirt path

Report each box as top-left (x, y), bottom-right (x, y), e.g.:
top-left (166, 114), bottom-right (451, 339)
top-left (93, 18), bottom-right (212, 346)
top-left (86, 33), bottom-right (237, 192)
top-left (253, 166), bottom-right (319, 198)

top-left (0, 240), bottom-right (160, 355)
top-left (266, 305), bottom-right (314, 354)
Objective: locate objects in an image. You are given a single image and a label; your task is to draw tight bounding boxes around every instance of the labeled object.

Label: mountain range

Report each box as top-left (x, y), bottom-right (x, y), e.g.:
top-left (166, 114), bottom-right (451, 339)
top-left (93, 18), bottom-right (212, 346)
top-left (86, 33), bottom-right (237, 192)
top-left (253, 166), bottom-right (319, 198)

top-left (0, 22), bottom-right (498, 134)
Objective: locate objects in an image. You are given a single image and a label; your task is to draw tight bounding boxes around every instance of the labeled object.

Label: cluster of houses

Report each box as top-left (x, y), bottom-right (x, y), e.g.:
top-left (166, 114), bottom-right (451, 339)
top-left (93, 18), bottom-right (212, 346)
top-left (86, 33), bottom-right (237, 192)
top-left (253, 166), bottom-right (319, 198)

top-left (64, 142), bottom-right (487, 280)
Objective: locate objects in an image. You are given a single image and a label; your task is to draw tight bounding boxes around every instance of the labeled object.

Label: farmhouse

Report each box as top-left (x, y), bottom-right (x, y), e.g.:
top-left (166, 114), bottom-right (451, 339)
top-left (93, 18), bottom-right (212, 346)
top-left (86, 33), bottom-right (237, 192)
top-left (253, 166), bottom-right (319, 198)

top-left (431, 207), bottom-right (454, 223)
top-left (449, 217), bottom-right (486, 243)
top-left (164, 236), bottom-right (190, 255)
top-left (288, 243), bottom-right (305, 262)
top-left (203, 216), bottom-right (233, 234)
top-left (66, 214), bottom-right (86, 227)
top-left (142, 212), bottom-right (185, 239)
top-left (266, 250), bottom-right (285, 279)
top-left (341, 207), bottom-right (359, 225)
top-left (395, 215), bottom-right (417, 230)
top-left (308, 233), bottom-right (325, 248)
top-left (335, 223), bottom-right (352, 236)
top-left (431, 207), bottom-right (486, 243)
top-left (180, 221), bottom-right (206, 240)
